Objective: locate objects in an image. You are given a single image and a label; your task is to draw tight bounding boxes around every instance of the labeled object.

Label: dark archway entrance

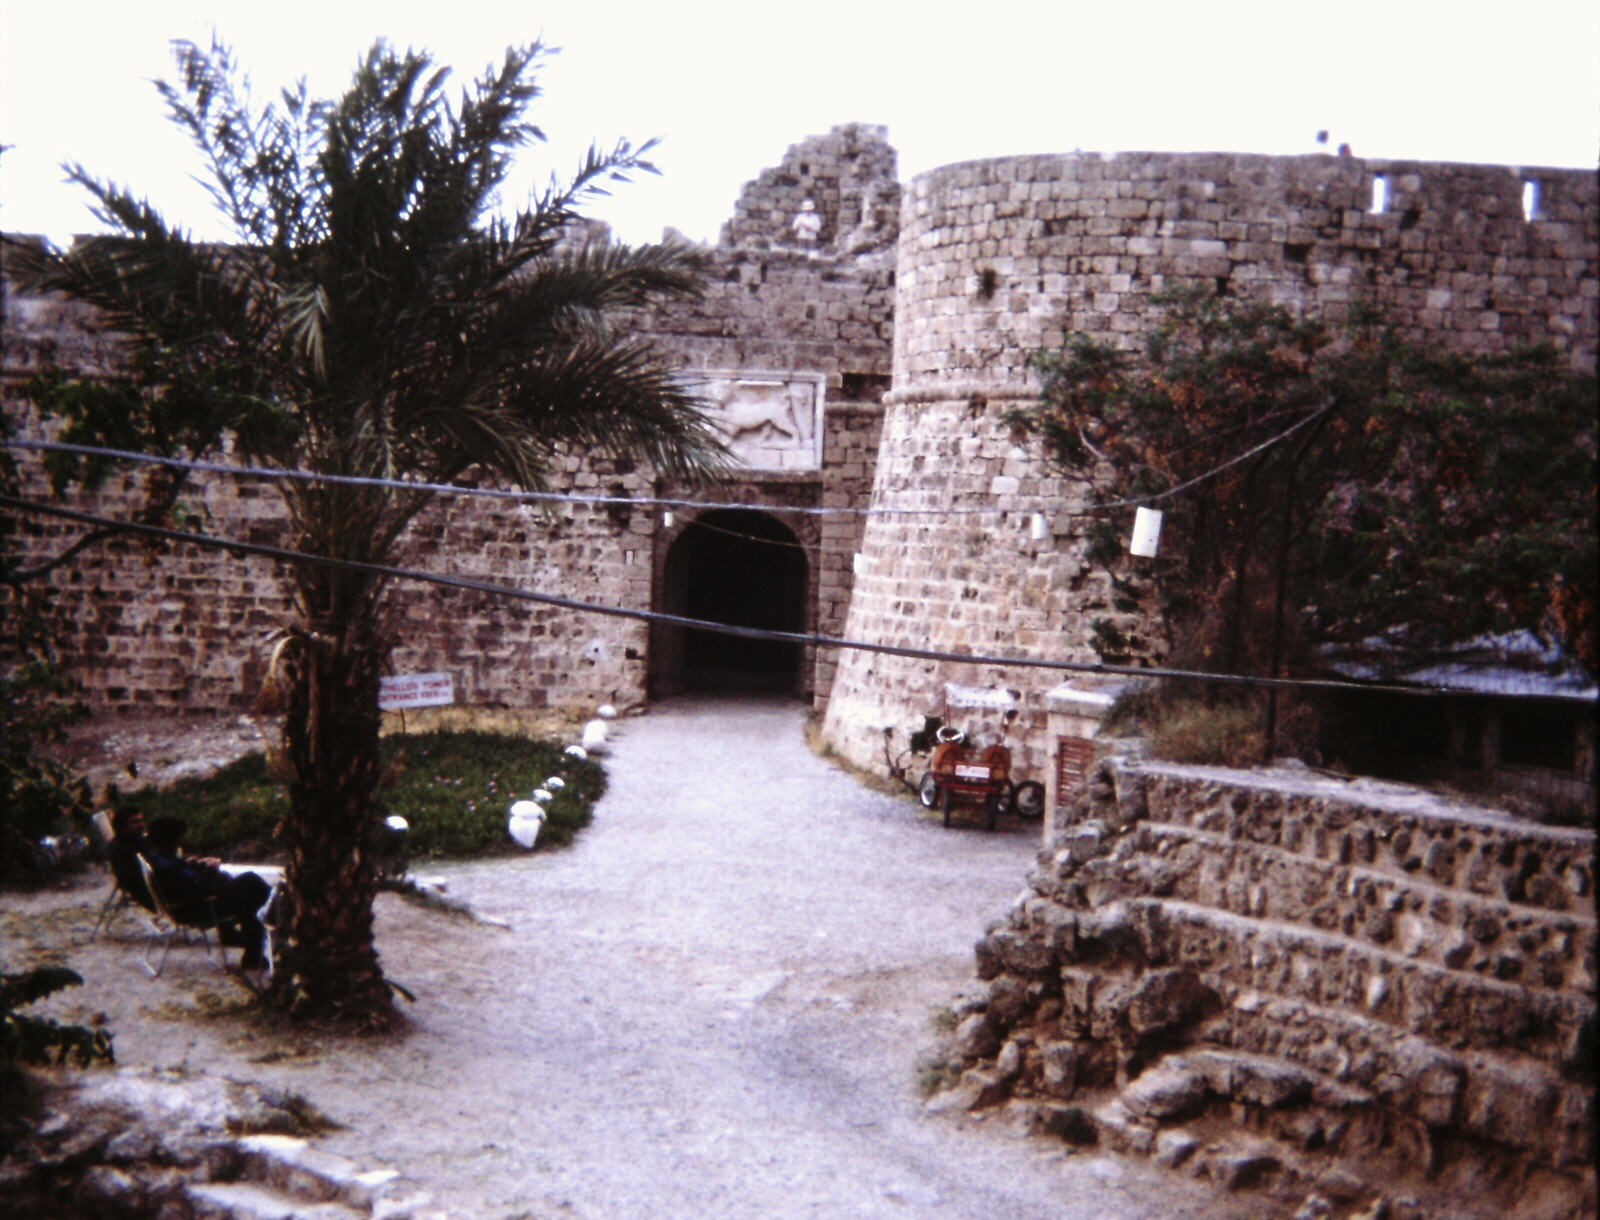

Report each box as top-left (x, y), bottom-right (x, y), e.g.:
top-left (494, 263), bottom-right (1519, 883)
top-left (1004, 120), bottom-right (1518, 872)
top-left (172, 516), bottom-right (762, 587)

top-left (651, 510), bottom-right (809, 697)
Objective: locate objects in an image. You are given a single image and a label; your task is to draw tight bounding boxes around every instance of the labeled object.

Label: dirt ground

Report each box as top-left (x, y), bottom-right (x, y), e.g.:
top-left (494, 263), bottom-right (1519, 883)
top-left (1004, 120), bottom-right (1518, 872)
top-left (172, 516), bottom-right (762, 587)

top-left (10, 697), bottom-right (1274, 1220)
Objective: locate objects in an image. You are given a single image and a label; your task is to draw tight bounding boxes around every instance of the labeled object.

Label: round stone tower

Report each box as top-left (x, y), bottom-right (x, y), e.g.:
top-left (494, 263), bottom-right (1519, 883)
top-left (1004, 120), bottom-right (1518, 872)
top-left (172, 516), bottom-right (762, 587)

top-left (820, 149), bottom-right (1598, 783)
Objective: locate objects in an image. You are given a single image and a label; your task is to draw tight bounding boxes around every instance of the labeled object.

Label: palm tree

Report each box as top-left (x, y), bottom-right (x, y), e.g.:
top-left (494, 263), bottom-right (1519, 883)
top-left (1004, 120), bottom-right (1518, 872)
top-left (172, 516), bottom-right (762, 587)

top-left (8, 38), bottom-right (726, 1026)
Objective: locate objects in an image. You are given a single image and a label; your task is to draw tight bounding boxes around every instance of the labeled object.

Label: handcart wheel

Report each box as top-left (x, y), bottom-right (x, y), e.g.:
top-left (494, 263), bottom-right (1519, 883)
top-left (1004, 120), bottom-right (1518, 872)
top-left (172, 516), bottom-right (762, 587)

top-left (918, 771), bottom-right (940, 809)
top-left (941, 784), bottom-right (953, 828)
top-left (1012, 781), bottom-right (1046, 820)
top-left (985, 790), bottom-right (999, 832)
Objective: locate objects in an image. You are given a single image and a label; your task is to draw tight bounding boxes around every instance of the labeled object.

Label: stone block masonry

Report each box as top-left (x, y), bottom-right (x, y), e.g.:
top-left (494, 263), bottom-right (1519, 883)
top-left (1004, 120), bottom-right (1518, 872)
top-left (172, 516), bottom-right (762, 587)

top-left (4, 137), bottom-right (1595, 741)
top-left (820, 150), bottom-right (1596, 789)
top-left (935, 757), bottom-right (1596, 1219)
top-left (2, 125), bottom-right (898, 718)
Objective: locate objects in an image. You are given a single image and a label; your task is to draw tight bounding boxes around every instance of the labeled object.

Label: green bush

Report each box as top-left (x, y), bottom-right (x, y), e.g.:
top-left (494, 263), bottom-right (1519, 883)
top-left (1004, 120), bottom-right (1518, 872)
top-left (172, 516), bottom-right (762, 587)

top-left (135, 731), bottom-right (605, 861)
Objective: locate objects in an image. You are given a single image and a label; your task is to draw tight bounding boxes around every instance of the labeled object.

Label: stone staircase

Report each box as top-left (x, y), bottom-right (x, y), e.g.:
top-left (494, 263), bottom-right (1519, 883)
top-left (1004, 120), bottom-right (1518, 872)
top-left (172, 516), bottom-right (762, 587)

top-left (939, 758), bottom-right (1596, 1220)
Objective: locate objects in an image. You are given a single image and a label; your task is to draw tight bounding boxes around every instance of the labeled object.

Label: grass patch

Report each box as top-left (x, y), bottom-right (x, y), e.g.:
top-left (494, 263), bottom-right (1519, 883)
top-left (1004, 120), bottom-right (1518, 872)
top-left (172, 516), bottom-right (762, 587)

top-left (134, 730), bottom-right (605, 862)
top-left (1149, 700), bottom-right (1266, 768)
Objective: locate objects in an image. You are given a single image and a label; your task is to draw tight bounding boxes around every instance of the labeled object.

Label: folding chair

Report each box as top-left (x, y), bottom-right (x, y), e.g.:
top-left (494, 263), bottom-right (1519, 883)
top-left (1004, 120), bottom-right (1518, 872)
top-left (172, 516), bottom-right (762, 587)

top-left (135, 854), bottom-right (228, 977)
top-left (86, 811), bottom-right (134, 942)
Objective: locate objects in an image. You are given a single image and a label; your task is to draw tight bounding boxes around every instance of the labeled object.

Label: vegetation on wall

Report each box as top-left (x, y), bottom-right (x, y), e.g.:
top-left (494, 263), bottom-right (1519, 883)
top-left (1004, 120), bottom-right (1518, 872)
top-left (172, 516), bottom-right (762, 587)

top-left (1017, 289), bottom-right (1598, 683)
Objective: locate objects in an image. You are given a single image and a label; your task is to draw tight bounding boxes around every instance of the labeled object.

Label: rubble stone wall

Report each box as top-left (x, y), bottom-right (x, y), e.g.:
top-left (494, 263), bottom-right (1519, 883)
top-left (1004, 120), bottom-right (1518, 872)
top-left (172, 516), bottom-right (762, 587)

top-left (941, 758), bottom-right (1596, 1218)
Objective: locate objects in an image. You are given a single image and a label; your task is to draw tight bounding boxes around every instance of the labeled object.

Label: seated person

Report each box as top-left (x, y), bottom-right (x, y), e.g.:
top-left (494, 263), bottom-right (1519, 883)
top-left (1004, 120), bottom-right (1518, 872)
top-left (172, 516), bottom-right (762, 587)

top-left (142, 816), bottom-right (274, 972)
top-left (108, 805), bottom-right (157, 911)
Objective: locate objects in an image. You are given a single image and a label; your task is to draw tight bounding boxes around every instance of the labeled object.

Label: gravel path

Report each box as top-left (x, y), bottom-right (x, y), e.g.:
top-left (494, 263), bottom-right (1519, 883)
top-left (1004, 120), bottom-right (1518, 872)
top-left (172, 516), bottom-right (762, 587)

top-left (22, 694), bottom-right (1255, 1219)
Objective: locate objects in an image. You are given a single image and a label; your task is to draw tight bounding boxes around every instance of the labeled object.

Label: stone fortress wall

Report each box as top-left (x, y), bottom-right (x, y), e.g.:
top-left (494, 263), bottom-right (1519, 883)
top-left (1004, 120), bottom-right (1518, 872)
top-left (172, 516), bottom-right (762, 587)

top-left (7, 136), bottom-right (1593, 729)
top-left (819, 150), bottom-right (1599, 783)
top-left (2, 125), bottom-right (899, 716)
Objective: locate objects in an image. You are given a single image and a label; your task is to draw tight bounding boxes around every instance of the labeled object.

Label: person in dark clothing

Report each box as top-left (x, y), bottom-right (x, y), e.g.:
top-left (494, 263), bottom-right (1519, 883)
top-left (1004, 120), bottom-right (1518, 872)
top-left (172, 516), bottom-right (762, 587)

top-left (137, 814), bottom-right (274, 971)
top-left (108, 805), bottom-right (156, 910)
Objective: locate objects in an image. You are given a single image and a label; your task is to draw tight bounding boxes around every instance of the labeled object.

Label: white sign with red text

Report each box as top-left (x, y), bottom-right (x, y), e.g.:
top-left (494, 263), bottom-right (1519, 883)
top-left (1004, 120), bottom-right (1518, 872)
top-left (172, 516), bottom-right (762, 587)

top-left (379, 672), bottom-right (455, 710)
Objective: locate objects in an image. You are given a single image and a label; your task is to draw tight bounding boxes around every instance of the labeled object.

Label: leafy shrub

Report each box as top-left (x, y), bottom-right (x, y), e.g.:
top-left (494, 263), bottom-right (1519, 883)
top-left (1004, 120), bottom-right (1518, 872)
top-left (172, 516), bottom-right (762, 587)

top-left (1, 965), bottom-right (114, 1153)
top-left (135, 731), bottom-right (606, 861)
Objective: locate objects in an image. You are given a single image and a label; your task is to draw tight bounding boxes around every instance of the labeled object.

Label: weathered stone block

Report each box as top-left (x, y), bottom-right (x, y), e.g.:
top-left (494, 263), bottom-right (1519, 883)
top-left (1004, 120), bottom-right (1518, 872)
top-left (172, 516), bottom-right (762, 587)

top-left (1091, 1099), bottom-right (1155, 1154)
top-left (1060, 968), bottom-right (1096, 1035)
top-left (1123, 1064), bottom-right (1209, 1120)
top-left (986, 975), bottom-right (1033, 1026)
top-left (1126, 968), bottom-right (1213, 1036)
top-left (1229, 1057), bottom-right (1314, 1110)
top-left (1038, 1040), bottom-right (1080, 1097)
top-left (953, 1012), bottom-right (999, 1060)
top-left (988, 928), bottom-right (1058, 979)
top-left (1207, 1144), bottom-right (1281, 1191)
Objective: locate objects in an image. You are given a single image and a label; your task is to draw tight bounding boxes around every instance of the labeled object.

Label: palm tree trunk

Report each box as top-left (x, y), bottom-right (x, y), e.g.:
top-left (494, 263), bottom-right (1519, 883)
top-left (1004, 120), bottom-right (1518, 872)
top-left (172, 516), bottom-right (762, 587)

top-left (268, 612), bottom-right (395, 1028)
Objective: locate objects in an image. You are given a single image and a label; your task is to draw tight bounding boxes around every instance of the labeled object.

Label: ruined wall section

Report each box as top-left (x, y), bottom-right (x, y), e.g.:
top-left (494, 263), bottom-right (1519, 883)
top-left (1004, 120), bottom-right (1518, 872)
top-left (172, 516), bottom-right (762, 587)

top-left (934, 760), bottom-right (1596, 1219)
top-left (719, 123), bottom-right (901, 257)
top-left (822, 152), bottom-right (1598, 784)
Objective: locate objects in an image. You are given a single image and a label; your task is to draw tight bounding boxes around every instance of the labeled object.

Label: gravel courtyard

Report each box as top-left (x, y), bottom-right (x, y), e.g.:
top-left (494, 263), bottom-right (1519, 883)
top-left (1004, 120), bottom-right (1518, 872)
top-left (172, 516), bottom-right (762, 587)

top-left (13, 694), bottom-right (1260, 1219)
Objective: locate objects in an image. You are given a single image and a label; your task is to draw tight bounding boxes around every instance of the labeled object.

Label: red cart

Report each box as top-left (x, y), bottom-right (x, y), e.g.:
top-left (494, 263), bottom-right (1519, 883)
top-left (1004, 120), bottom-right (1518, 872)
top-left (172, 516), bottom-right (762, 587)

top-left (914, 684), bottom-right (1045, 830)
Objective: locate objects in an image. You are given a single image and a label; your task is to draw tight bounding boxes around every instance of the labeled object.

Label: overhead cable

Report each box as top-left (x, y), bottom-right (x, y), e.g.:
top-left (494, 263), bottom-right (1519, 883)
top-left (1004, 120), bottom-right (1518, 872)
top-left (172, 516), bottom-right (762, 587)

top-left (5, 409), bottom-right (1334, 520)
top-left (0, 492), bottom-right (1504, 702)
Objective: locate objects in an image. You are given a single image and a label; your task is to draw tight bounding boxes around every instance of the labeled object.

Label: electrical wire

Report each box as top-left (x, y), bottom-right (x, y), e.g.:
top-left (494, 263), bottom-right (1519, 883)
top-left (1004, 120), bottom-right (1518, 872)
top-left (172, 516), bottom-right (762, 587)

top-left (1, 491), bottom-right (1510, 702)
top-left (669, 513), bottom-right (821, 554)
top-left (4, 405), bottom-right (1333, 521)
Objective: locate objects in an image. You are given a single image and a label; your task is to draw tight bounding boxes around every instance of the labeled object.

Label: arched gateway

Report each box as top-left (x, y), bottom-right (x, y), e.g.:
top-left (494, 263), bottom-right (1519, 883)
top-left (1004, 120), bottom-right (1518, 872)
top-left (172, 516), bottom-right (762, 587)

top-left (649, 509), bottom-right (809, 698)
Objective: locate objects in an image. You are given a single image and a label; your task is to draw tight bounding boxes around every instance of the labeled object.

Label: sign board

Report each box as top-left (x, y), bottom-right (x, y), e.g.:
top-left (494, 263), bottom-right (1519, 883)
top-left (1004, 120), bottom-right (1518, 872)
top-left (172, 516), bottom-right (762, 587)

top-left (379, 672), bottom-right (455, 710)
top-left (944, 682), bottom-right (1020, 711)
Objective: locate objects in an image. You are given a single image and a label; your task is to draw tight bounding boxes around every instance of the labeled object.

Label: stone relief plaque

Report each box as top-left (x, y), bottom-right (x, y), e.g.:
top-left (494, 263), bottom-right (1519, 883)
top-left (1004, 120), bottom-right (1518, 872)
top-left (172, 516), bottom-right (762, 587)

top-left (693, 370), bottom-right (825, 471)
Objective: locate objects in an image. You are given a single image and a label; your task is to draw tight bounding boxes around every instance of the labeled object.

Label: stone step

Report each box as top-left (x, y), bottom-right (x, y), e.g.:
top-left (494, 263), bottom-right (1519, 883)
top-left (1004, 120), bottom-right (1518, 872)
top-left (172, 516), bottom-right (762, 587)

top-left (209, 1134), bottom-right (443, 1219)
top-left (187, 1181), bottom-right (367, 1220)
top-left (1131, 767), bottom-right (1593, 915)
top-left (1196, 995), bottom-right (1592, 1170)
top-left (1135, 821), bottom-right (1594, 994)
top-left (234, 1134), bottom-right (402, 1211)
top-left (1116, 897), bottom-right (1591, 1069)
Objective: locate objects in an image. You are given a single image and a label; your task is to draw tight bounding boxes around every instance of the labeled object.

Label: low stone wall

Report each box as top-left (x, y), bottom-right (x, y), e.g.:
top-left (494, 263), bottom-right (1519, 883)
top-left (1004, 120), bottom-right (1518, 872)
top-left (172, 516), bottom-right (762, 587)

top-left (935, 759), bottom-right (1596, 1219)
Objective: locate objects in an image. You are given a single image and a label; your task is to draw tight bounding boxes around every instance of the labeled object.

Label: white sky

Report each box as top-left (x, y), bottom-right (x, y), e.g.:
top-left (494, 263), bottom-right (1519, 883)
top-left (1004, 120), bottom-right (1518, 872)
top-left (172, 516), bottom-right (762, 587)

top-left (2, 1), bottom-right (1596, 249)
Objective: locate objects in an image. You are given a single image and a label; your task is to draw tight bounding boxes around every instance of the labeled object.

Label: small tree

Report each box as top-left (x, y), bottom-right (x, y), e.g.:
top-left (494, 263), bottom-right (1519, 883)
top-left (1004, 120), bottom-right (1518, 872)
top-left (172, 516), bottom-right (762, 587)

top-left (0, 413), bottom-right (91, 885)
top-left (1018, 289), bottom-right (1596, 696)
top-left (7, 37), bottom-right (726, 1027)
